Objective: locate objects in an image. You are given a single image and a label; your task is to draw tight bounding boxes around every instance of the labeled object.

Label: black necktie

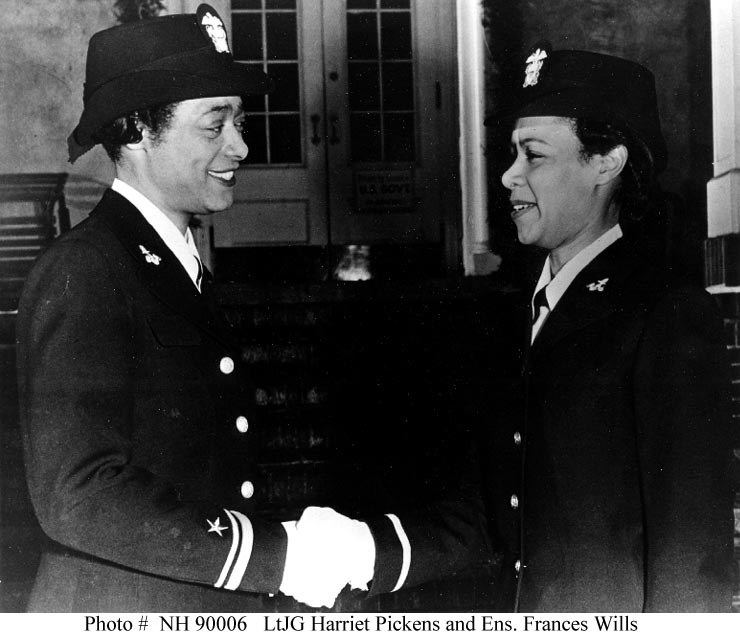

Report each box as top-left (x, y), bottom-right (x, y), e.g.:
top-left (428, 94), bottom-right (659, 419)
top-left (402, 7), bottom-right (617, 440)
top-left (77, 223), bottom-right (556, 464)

top-left (195, 255), bottom-right (203, 292)
top-left (532, 285), bottom-right (550, 322)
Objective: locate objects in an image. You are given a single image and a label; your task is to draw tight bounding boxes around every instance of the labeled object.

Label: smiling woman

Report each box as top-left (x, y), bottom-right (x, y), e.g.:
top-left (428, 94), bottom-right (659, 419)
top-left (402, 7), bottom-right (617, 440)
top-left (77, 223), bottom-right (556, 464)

top-left (16, 6), bottom-right (338, 613)
top-left (369, 44), bottom-right (737, 612)
top-left (113, 96), bottom-right (249, 233)
top-left (501, 115), bottom-right (627, 273)
top-left (479, 46), bottom-right (735, 612)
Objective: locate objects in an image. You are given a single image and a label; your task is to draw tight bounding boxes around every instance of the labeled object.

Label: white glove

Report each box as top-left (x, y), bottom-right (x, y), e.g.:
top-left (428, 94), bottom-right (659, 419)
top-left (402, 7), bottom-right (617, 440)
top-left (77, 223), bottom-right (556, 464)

top-left (279, 506), bottom-right (375, 608)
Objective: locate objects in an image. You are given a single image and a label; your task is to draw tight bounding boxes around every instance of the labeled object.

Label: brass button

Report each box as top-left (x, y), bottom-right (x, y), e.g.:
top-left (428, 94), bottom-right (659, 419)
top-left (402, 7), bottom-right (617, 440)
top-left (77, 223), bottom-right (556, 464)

top-left (240, 481), bottom-right (255, 499)
top-left (510, 494), bottom-right (519, 509)
top-left (219, 356), bottom-right (235, 375)
top-left (235, 416), bottom-right (249, 433)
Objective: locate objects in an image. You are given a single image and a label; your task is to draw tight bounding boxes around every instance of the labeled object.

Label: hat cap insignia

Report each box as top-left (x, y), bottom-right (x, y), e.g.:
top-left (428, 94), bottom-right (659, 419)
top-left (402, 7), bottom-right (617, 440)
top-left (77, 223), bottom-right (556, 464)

top-left (198, 4), bottom-right (230, 54)
top-left (523, 48), bottom-right (548, 88)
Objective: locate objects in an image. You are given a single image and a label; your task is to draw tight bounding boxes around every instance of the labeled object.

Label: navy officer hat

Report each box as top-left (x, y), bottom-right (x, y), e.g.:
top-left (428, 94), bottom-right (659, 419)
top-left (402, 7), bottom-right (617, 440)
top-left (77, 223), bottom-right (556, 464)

top-left (489, 44), bottom-right (667, 173)
top-left (68, 4), bottom-right (270, 163)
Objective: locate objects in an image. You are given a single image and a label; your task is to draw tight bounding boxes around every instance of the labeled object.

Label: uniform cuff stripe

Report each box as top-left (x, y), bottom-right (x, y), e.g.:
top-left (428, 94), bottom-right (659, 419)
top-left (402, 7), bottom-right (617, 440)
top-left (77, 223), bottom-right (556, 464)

top-left (386, 513), bottom-right (410, 592)
top-left (224, 510), bottom-right (254, 590)
top-left (214, 509), bottom-right (241, 589)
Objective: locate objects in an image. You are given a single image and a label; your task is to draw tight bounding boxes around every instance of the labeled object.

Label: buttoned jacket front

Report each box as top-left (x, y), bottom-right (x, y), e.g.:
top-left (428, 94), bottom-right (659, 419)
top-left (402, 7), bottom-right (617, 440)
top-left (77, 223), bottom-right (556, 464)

top-left (506, 238), bottom-right (734, 611)
top-left (16, 190), bottom-right (287, 612)
top-left (370, 238), bottom-right (735, 612)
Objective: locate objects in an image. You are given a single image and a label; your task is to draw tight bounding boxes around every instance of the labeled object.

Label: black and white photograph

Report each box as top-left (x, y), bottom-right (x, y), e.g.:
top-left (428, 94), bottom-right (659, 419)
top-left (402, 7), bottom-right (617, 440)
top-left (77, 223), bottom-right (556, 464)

top-left (0, 0), bottom-right (738, 623)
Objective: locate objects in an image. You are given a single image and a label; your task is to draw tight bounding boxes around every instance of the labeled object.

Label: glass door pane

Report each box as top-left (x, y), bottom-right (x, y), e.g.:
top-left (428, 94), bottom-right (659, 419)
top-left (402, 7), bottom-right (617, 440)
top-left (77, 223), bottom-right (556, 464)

top-left (346, 0), bottom-right (415, 163)
top-left (232, 0), bottom-right (302, 164)
top-left (210, 0), bottom-right (329, 248)
top-left (324, 0), bottom-right (458, 247)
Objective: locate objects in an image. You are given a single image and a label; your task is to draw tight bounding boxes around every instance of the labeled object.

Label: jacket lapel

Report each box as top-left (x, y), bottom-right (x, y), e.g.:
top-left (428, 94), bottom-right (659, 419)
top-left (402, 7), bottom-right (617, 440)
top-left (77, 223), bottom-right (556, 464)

top-left (532, 239), bottom-right (641, 351)
top-left (91, 189), bottom-right (235, 350)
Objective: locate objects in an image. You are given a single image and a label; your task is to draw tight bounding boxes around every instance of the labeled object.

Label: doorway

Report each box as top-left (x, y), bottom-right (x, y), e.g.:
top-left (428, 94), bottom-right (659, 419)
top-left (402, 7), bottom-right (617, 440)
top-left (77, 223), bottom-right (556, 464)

top-left (206, 0), bottom-right (460, 281)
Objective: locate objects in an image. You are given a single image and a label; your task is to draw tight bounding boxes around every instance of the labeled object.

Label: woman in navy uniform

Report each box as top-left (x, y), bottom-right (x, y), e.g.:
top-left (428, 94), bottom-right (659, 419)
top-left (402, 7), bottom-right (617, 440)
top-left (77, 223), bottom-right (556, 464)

top-left (365, 47), bottom-right (735, 611)
top-left (17, 5), bottom-right (379, 612)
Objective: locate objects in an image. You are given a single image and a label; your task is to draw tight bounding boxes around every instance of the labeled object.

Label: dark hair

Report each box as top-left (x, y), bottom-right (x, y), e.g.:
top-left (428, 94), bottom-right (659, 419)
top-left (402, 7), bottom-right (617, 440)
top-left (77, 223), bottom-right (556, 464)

top-left (571, 117), bottom-right (657, 224)
top-left (93, 102), bottom-right (177, 162)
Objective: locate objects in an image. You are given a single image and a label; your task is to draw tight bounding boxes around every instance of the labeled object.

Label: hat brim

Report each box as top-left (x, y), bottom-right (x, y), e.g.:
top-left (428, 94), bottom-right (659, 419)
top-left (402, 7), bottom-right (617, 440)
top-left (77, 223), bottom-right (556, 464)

top-left (69, 57), bottom-right (271, 161)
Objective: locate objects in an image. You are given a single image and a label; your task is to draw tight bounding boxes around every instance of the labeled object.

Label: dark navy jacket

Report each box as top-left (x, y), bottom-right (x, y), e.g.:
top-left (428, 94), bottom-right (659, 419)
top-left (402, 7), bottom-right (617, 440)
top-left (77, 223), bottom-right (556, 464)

top-left (17, 190), bottom-right (287, 611)
top-left (371, 238), bottom-right (735, 612)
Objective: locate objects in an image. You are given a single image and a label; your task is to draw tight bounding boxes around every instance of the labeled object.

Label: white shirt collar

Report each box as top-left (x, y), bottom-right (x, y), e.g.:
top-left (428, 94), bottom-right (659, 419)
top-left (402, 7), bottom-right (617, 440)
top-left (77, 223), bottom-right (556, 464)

top-left (111, 178), bottom-right (202, 291)
top-left (532, 223), bottom-right (623, 317)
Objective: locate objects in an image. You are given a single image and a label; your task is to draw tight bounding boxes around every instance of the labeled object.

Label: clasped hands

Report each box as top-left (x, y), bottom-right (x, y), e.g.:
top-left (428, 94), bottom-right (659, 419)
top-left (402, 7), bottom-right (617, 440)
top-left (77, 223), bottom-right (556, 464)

top-left (279, 506), bottom-right (375, 608)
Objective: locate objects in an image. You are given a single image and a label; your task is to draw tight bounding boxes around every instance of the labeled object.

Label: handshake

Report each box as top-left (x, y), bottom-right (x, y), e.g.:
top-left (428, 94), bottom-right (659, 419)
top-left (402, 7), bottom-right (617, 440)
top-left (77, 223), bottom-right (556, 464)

top-left (278, 506), bottom-right (376, 608)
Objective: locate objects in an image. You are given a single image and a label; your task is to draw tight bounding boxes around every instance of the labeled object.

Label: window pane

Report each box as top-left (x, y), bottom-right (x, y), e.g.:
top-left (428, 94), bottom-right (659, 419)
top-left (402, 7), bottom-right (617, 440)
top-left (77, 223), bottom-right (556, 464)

top-left (242, 85), bottom-right (267, 114)
top-left (384, 113), bottom-right (415, 161)
top-left (266, 0), bottom-right (296, 8)
top-left (350, 114), bottom-right (382, 162)
top-left (266, 13), bottom-right (298, 60)
top-left (233, 0), bottom-right (262, 9)
top-left (267, 63), bottom-right (299, 111)
top-left (348, 62), bottom-right (380, 110)
top-left (381, 12), bottom-right (411, 59)
top-left (266, 12), bottom-right (297, 60)
top-left (270, 114), bottom-right (302, 163)
top-left (347, 13), bottom-right (378, 60)
top-left (347, 0), bottom-right (376, 8)
top-left (381, 0), bottom-right (410, 7)
top-left (232, 13), bottom-right (263, 60)
top-left (382, 62), bottom-right (413, 110)
top-left (244, 114), bottom-right (267, 164)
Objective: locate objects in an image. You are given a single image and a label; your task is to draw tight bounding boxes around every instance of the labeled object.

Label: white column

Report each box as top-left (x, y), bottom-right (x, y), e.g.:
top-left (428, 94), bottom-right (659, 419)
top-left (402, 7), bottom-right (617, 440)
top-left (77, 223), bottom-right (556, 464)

top-left (456, 0), bottom-right (501, 275)
top-left (707, 0), bottom-right (740, 237)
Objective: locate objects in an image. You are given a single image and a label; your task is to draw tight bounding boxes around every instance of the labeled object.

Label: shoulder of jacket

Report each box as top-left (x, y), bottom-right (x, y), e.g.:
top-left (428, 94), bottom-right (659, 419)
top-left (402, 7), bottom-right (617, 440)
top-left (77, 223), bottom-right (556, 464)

top-left (53, 197), bottom-right (134, 253)
top-left (24, 211), bottom-right (136, 299)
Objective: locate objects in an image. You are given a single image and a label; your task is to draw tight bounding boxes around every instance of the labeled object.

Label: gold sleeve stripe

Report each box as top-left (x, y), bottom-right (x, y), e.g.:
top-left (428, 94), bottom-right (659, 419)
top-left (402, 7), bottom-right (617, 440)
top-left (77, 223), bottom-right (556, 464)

top-left (386, 513), bottom-right (411, 592)
top-left (224, 510), bottom-right (254, 590)
top-left (214, 509), bottom-right (241, 588)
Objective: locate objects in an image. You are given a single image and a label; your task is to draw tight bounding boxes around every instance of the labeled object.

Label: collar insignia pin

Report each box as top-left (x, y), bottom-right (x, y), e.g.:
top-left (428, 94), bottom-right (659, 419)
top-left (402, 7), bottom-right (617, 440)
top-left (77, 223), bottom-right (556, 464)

top-left (523, 48), bottom-right (548, 87)
top-left (586, 278), bottom-right (609, 292)
top-left (138, 244), bottom-right (161, 266)
top-left (207, 517), bottom-right (228, 537)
